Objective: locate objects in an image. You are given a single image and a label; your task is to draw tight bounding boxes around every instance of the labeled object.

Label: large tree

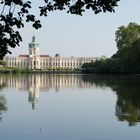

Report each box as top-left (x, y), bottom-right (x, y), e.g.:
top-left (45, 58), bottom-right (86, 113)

top-left (82, 23), bottom-right (140, 74)
top-left (115, 23), bottom-right (140, 50)
top-left (114, 23), bottom-right (140, 73)
top-left (0, 0), bottom-right (120, 59)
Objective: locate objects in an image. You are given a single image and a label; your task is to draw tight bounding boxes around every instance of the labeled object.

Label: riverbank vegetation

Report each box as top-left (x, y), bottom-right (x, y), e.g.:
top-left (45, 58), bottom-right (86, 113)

top-left (0, 66), bottom-right (81, 74)
top-left (0, 67), bottom-right (32, 74)
top-left (82, 23), bottom-right (140, 74)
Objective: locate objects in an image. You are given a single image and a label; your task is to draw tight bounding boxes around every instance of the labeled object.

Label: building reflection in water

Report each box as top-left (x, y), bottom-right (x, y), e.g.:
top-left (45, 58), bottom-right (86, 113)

top-left (28, 75), bottom-right (40, 110)
top-left (0, 74), bottom-right (96, 110)
top-left (0, 74), bottom-right (140, 126)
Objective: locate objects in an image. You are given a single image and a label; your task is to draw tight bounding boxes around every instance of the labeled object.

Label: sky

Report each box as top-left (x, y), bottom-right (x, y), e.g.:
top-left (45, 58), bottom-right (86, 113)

top-left (10, 0), bottom-right (140, 57)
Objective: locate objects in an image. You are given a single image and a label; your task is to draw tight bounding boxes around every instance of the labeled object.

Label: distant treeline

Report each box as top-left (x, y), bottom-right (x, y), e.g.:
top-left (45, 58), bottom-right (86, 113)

top-left (82, 23), bottom-right (140, 74)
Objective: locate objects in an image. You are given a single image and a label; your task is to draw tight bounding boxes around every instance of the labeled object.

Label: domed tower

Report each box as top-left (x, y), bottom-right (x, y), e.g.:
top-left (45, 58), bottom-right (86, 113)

top-left (28, 36), bottom-right (40, 69)
top-left (29, 35), bottom-right (39, 56)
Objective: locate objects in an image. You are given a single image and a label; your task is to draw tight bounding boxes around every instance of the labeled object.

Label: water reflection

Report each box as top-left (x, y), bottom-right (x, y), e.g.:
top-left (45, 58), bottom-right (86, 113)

top-left (82, 75), bottom-right (140, 126)
top-left (114, 78), bottom-right (140, 126)
top-left (0, 74), bottom-right (140, 126)
top-left (0, 74), bottom-right (96, 110)
top-left (0, 82), bottom-right (7, 121)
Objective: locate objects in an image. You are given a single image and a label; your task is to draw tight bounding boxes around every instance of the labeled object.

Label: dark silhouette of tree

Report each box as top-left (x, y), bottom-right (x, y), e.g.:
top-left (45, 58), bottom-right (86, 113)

top-left (0, 0), bottom-right (120, 59)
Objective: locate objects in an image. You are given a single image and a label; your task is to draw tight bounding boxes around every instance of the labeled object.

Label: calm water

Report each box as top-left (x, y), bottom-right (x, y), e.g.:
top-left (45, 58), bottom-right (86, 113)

top-left (0, 74), bottom-right (140, 140)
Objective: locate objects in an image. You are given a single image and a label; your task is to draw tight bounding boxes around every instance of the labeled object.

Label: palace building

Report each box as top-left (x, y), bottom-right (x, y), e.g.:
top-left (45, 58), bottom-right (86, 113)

top-left (4, 36), bottom-right (97, 70)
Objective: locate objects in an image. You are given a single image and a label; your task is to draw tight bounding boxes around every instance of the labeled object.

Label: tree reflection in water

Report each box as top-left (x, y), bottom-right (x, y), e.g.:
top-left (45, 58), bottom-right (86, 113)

top-left (115, 79), bottom-right (140, 126)
top-left (0, 74), bottom-right (140, 126)
top-left (0, 83), bottom-right (7, 121)
top-left (0, 96), bottom-right (7, 121)
top-left (82, 75), bottom-right (140, 126)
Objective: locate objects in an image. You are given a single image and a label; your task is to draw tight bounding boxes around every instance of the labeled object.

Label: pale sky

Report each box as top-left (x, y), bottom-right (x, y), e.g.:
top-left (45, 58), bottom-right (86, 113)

top-left (10, 0), bottom-right (140, 57)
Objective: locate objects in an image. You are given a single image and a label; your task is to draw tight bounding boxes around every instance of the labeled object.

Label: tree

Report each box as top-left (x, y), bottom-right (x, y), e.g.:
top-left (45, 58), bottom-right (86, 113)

top-left (82, 22), bottom-right (140, 74)
top-left (115, 23), bottom-right (140, 73)
top-left (0, 0), bottom-right (120, 59)
top-left (115, 23), bottom-right (140, 50)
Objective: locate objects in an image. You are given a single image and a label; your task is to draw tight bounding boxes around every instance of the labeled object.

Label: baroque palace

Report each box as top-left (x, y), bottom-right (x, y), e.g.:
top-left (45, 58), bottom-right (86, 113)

top-left (4, 36), bottom-right (97, 70)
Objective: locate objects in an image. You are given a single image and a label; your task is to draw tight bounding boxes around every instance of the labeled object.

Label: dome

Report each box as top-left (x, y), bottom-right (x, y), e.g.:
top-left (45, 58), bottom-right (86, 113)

top-left (29, 36), bottom-right (39, 48)
top-left (55, 53), bottom-right (60, 57)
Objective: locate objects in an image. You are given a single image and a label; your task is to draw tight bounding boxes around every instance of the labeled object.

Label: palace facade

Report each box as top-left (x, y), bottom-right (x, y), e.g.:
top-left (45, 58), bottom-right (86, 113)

top-left (4, 36), bottom-right (97, 70)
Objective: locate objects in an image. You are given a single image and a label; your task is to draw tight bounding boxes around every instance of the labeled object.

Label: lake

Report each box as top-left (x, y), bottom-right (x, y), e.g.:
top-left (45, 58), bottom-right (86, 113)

top-left (0, 74), bottom-right (140, 140)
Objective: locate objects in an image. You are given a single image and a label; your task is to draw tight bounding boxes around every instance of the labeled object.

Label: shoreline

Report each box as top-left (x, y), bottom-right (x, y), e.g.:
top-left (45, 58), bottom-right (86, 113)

top-left (0, 68), bottom-right (81, 74)
top-left (1, 68), bottom-right (140, 75)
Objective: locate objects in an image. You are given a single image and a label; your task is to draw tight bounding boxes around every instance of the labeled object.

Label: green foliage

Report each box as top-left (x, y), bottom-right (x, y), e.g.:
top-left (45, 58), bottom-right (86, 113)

top-left (82, 58), bottom-right (121, 74)
top-left (115, 23), bottom-right (140, 74)
top-left (82, 22), bottom-right (140, 74)
top-left (115, 23), bottom-right (140, 50)
top-left (0, 0), bottom-right (120, 59)
top-left (0, 67), bottom-right (32, 73)
top-left (0, 60), bottom-right (6, 66)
